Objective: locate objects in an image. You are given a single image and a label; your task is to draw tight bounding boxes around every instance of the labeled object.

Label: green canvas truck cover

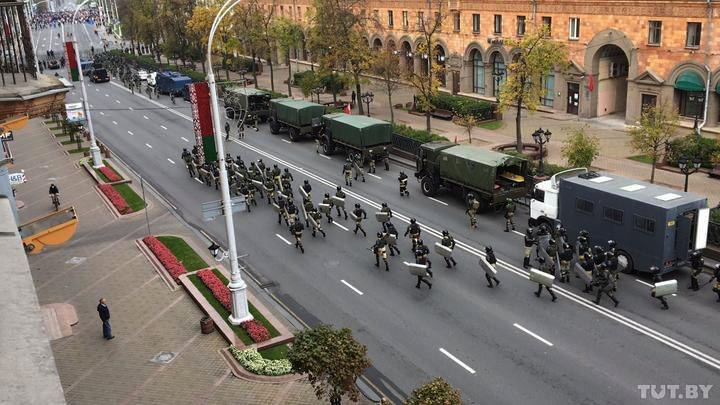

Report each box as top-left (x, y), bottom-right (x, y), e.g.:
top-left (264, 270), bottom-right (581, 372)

top-left (322, 113), bottom-right (392, 147)
top-left (225, 87), bottom-right (270, 109)
top-left (438, 145), bottom-right (525, 191)
top-left (272, 99), bottom-right (326, 127)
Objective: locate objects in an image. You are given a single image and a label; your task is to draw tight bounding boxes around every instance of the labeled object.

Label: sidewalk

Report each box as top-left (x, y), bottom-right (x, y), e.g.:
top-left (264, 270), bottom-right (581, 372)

top-left (11, 118), bottom-right (367, 404)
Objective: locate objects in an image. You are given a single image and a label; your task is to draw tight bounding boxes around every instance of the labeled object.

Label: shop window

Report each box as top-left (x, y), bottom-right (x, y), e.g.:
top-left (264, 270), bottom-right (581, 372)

top-left (540, 74), bottom-right (555, 107)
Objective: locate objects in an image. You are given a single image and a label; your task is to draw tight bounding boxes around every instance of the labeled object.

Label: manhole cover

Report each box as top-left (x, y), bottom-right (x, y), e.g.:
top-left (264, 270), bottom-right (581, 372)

top-left (66, 257), bottom-right (86, 265)
top-left (150, 351), bottom-right (177, 364)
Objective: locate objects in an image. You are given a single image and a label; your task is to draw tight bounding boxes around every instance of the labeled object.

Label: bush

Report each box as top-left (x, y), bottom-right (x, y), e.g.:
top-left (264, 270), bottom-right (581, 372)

top-left (259, 87), bottom-right (288, 99)
top-left (142, 235), bottom-right (187, 281)
top-left (504, 150), bottom-right (569, 177)
top-left (229, 346), bottom-right (292, 376)
top-left (293, 70), bottom-right (314, 85)
top-left (666, 134), bottom-right (720, 169)
top-left (99, 184), bottom-right (132, 214)
top-left (711, 206), bottom-right (720, 223)
top-left (406, 377), bottom-right (462, 405)
top-left (431, 93), bottom-right (495, 121)
top-left (392, 123), bottom-right (449, 143)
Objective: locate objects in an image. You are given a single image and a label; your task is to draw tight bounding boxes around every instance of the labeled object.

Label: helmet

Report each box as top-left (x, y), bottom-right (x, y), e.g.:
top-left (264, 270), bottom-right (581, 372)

top-left (410, 218), bottom-right (416, 224)
top-left (288, 201), bottom-right (295, 206)
top-left (526, 227), bottom-right (534, 235)
top-left (649, 265), bottom-right (660, 274)
top-left (608, 240), bottom-right (617, 249)
top-left (594, 246), bottom-right (604, 255)
top-left (467, 193), bottom-right (475, 199)
top-left (549, 239), bottom-right (556, 245)
top-left (273, 164), bottom-right (278, 168)
top-left (579, 230), bottom-right (589, 237)
top-left (537, 256), bottom-right (546, 263)
top-left (304, 180), bottom-right (309, 185)
top-left (336, 186), bottom-right (341, 191)
top-left (183, 148), bottom-right (187, 152)
top-left (355, 203), bottom-right (360, 208)
top-left (578, 236), bottom-right (587, 244)
top-left (506, 198), bottom-right (512, 202)
top-left (485, 246), bottom-right (493, 253)
top-left (377, 232), bottom-right (382, 238)
top-left (563, 243), bottom-right (571, 250)
top-left (382, 202), bottom-right (387, 208)
top-left (442, 230), bottom-right (449, 236)
top-left (324, 193), bottom-right (329, 198)
top-left (417, 238), bottom-right (423, 245)
top-left (605, 251), bottom-right (614, 260)
top-left (691, 250), bottom-right (702, 258)
top-left (583, 253), bottom-right (593, 262)
top-left (558, 227), bottom-right (567, 235)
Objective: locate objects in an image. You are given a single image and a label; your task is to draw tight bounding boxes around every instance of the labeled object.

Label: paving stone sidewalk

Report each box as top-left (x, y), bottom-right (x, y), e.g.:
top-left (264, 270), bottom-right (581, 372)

top-left (12, 118), bottom-right (370, 405)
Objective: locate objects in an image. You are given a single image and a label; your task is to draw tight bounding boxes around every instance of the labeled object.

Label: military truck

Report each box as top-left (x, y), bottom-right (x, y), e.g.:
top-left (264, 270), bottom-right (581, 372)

top-left (223, 87), bottom-right (271, 121)
top-left (414, 143), bottom-right (529, 209)
top-left (530, 169), bottom-right (710, 274)
top-left (268, 99), bottom-right (326, 141)
top-left (319, 113), bottom-right (392, 160)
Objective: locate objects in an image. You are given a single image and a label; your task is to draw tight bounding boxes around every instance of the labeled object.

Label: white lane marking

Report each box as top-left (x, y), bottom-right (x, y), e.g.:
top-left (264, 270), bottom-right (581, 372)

top-left (143, 115), bottom-right (149, 120)
top-left (99, 111), bottom-right (104, 115)
top-left (194, 178), bottom-right (204, 184)
top-left (333, 222), bottom-right (349, 231)
top-left (428, 197), bottom-right (448, 206)
top-left (95, 88), bottom-right (99, 92)
top-left (105, 94), bottom-right (109, 97)
top-left (112, 121), bottom-right (117, 125)
top-left (145, 143), bottom-right (153, 149)
top-left (89, 104), bottom-right (94, 108)
top-left (636, 279), bottom-right (654, 288)
top-left (439, 348), bottom-right (476, 374)
top-left (320, 154), bottom-right (331, 160)
top-left (276, 234), bottom-right (292, 245)
top-left (368, 173), bottom-right (381, 180)
top-left (128, 107), bottom-right (134, 111)
top-left (71, 91), bottom-right (76, 95)
top-left (512, 230), bottom-right (525, 236)
top-left (514, 323), bottom-right (554, 347)
top-left (282, 139), bottom-right (292, 144)
top-left (167, 158), bottom-right (176, 165)
top-left (341, 280), bottom-right (364, 295)
top-left (181, 137), bottom-right (190, 143)
top-left (127, 91), bottom-right (720, 372)
top-left (115, 100), bottom-right (121, 104)
top-left (127, 131), bottom-right (134, 135)
top-left (161, 125), bottom-right (167, 130)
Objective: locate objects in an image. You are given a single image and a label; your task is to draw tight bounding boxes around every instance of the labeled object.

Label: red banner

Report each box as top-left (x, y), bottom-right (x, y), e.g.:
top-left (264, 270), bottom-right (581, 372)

top-left (190, 82), bottom-right (216, 162)
top-left (65, 41), bottom-right (79, 81)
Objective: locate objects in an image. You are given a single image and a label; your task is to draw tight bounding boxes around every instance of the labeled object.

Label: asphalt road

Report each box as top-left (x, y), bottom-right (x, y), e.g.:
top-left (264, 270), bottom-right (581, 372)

top-left (39, 23), bottom-right (720, 404)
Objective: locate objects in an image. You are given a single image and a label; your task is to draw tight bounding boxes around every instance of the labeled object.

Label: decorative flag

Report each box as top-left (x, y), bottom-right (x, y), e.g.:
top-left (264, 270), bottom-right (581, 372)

top-left (190, 82), bottom-right (217, 163)
top-left (587, 73), bottom-right (594, 92)
top-left (65, 41), bottom-right (79, 81)
top-left (343, 103), bottom-right (351, 114)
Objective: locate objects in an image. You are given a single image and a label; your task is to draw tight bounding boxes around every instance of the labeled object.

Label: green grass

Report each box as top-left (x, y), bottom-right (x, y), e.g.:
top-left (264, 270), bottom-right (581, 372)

top-left (627, 154), bottom-right (654, 165)
top-left (156, 235), bottom-right (209, 272)
top-left (112, 183), bottom-right (146, 212)
top-left (60, 139), bottom-right (77, 145)
top-left (68, 147), bottom-right (90, 154)
top-left (478, 120), bottom-right (503, 130)
top-left (259, 344), bottom-right (289, 360)
top-left (188, 269), bottom-right (282, 347)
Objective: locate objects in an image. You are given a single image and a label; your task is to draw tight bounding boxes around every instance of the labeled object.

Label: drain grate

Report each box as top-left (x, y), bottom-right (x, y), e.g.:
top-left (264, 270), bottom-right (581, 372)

top-left (150, 351), bottom-right (177, 364)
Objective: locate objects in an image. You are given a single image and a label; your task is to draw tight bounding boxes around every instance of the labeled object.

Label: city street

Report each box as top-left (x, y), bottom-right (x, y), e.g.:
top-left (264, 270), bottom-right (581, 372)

top-left (40, 22), bottom-right (720, 404)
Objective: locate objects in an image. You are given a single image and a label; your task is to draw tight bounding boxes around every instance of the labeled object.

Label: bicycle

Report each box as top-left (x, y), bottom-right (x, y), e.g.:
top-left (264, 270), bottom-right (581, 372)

top-left (50, 193), bottom-right (60, 211)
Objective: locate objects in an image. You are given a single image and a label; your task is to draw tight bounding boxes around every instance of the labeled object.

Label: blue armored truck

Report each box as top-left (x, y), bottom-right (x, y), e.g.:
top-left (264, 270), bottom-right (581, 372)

top-left (156, 71), bottom-right (192, 96)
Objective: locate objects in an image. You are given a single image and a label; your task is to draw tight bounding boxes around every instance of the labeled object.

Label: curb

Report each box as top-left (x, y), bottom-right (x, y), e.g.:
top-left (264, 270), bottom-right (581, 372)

top-left (134, 239), bottom-right (180, 291)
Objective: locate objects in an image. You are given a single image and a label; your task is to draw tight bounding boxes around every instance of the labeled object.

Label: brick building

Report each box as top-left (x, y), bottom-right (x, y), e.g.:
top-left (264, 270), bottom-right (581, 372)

top-left (275, 0), bottom-right (720, 127)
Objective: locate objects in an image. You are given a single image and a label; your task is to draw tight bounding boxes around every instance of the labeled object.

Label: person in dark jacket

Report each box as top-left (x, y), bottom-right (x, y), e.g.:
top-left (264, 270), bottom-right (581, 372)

top-left (97, 298), bottom-right (114, 340)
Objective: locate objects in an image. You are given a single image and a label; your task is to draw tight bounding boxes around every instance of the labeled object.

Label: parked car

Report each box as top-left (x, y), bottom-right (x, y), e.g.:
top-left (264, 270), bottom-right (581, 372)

top-left (89, 67), bottom-right (110, 83)
top-left (136, 69), bottom-right (148, 81)
top-left (47, 59), bottom-right (60, 69)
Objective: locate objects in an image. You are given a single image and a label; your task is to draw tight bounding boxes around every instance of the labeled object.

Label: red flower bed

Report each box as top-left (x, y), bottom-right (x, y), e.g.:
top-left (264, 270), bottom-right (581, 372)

top-left (196, 269), bottom-right (271, 343)
top-left (143, 236), bottom-right (187, 282)
top-left (99, 166), bottom-right (122, 182)
top-left (99, 184), bottom-right (132, 214)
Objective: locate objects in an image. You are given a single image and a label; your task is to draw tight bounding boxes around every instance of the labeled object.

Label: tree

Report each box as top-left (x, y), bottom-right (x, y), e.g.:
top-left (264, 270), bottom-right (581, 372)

top-left (272, 17), bottom-right (304, 97)
top-left (157, 0), bottom-right (196, 67)
top-left (629, 104), bottom-right (679, 183)
top-left (499, 25), bottom-right (569, 153)
top-left (256, 0), bottom-right (277, 92)
top-left (373, 49), bottom-right (402, 123)
top-left (298, 71), bottom-right (323, 101)
top-left (233, 0), bottom-right (264, 88)
top-left (453, 113), bottom-right (480, 144)
top-left (287, 325), bottom-right (371, 404)
top-left (406, 377), bottom-right (462, 405)
top-left (561, 127), bottom-right (600, 168)
top-left (405, 3), bottom-right (447, 132)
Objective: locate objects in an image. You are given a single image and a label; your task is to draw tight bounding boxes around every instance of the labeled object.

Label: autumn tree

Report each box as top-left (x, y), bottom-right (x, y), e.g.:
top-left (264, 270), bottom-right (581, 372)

top-left (272, 17), bottom-right (304, 97)
top-left (233, 0), bottom-right (263, 88)
top-left (287, 325), bottom-right (370, 405)
top-left (373, 49), bottom-right (402, 123)
top-left (406, 3), bottom-right (447, 132)
top-left (562, 126), bottom-right (600, 168)
top-left (499, 25), bottom-right (569, 153)
top-left (453, 113), bottom-right (480, 144)
top-left (157, 0), bottom-right (196, 67)
top-left (406, 377), bottom-right (462, 405)
top-left (298, 71), bottom-right (323, 101)
top-left (629, 103), bottom-right (679, 183)
top-left (256, 0), bottom-right (277, 92)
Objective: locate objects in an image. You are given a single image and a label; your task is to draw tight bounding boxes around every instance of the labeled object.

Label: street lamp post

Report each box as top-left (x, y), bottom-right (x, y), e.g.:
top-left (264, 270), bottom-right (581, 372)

top-left (207, 0), bottom-right (252, 324)
top-left (532, 128), bottom-right (551, 178)
top-left (678, 155), bottom-right (702, 192)
top-left (361, 91), bottom-right (374, 117)
top-left (313, 86), bottom-right (323, 104)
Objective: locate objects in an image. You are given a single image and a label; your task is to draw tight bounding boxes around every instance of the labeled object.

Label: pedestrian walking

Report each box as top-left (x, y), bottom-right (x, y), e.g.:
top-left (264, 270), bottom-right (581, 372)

top-left (352, 203), bottom-right (368, 237)
top-left (440, 230), bottom-right (457, 268)
top-left (97, 298), bottom-right (114, 340)
top-left (533, 257), bottom-right (557, 302)
top-left (484, 246), bottom-right (501, 288)
top-left (225, 121), bottom-right (231, 141)
top-left (351, 90), bottom-right (356, 108)
top-left (398, 171), bottom-right (410, 196)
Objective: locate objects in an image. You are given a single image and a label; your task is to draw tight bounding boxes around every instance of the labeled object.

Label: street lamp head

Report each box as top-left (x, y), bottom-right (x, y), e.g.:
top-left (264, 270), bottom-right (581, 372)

top-left (692, 158), bottom-right (702, 170)
top-left (678, 156), bottom-right (688, 170)
top-left (544, 129), bottom-right (552, 141)
top-left (531, 129), bottom-right (540, 143)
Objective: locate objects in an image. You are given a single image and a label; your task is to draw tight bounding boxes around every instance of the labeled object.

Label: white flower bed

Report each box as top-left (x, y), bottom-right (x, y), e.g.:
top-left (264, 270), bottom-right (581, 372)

top-left (229, 346), bottom-right (292, 376)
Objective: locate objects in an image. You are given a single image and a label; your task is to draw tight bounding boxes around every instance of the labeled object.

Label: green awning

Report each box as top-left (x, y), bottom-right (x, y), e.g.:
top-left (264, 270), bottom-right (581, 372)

top-left (716, 81), bottom-right (720, 94)
top-left (675, 71), bottom-right (705, 92)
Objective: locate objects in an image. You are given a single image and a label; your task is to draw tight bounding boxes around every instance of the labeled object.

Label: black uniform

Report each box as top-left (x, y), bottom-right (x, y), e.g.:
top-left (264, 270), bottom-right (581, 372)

top-left (593, 264), bottom-right (619, 307)
top-left (276, 196), bottom-right (287, 225)
top-left (352, 206), bottom-right (367, 237)
top-left (335, 188), bottom-right (348, 219)
top-left (384, 223), bottom-right (401, 256)
top-left (404, 222), bottom-right (421, 250)
top-left (380, 205), bottom-right (393, 231)
top-left (441, 234), bottom-right (457, 268)
top-left (343, 161), bottom-right (353, 186)
top-left (689, 251), bottom-right (703, 291)
top-left (651, 270), bottom-right (670, 310)
top-left (415, 254), bottom-right (433, 290)
top-left (398, 172), bottom-right (409, 196)
top-left (534, 258), bottom-right (557, 301)
top-left (181, 149), bottom-right (194, 177)
top-left (372, 234), bottom-right (389, 271)
top-left (484, 248), bottom-right (501, 287)
top-left (523, 229), bottom-right (536, 269)
top-left (321, 195), bottom-right (334, 223)
top-left (291, 221), bottom-right (305, 253)
top-left (415, 242), bottom-right (432, 277)
top-left (558, 245), bottom-right (574, 283)
top-left (712, 264), bottom-right (720, 302)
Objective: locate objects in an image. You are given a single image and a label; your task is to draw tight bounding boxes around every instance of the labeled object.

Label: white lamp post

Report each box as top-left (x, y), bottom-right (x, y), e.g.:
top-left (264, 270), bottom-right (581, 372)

top-left (207, 0), bottom-right (252, 324)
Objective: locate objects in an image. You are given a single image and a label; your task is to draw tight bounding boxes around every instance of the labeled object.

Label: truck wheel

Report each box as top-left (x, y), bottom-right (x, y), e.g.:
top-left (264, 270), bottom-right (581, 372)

top-left (421, 176), bottom-right (437, 196)
top-left (322, 137), bottom-right (335, 155)
top-left (269, 119), bottom-right (280, 135)
top-left (288, 127), bottom-right (300, 142)
top-left (616, 250), bottom-right (635, 274)
top-left (24, 243), bottom-right (35, 253)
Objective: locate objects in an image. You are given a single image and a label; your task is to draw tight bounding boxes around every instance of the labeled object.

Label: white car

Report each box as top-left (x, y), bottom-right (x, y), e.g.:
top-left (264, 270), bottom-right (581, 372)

top-left (147, 72), bottom-right (157, 86)
top-left (137, 69), bottom-right (148, 81)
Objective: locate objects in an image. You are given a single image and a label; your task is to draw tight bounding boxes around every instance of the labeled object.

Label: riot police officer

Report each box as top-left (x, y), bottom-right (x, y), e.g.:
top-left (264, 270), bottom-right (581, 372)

top-left (523, 227), bottom-right (536, 269)
top-left (404, 218), bottom-right (421, 250)
top-left (484, 246), bottom-right (501, 288)
top-left (286, 201), bottom-right (299, 225)
top-left (335, 186), bottom-right (348, 219)
top-left (503, 198), bottom-right (516, 232)
top-left (352, 203), bottom-right (368, 236)
top-left (380, 202), bottom-right (392, 231)
top-left (534, 256), bottom-right (558, 302)
top-left (384, 222), bottom-right (401, 256)
top-left (301, 179), bottom-right (312, 200)
top-left (593, 263), bottom-right (619, 307)
top-left (415, 245), bottom-right (433, 290)
top-left (650, 266), bottom-right (670, 310)
top-left (558, 243), bottom-right (574, 283)
top-left (308, 207), bottom-right (326, 238)
top-left (271, 164), bottom-right (282, 186)
top-left (181, 148), bottom-right (194, 177)
top-left (372, 232), bottom-right (389, 271)
top-left (415, 239), bottom-right (432, 277)
top-left (353, 153), bottom-right (365, 182)
top-left (321, 193), bottom-right (334, 223)
top-left (343, 158), bottom-right (353, 186)
top-left (398, 171), bottom-right (409, 196)
top-left (712, 264), bottom-right (720, 302)
top-left (368, 156), bottom-right (376, 174)
top-left (256, 159), bottom-right (266, 175)
top-left (580, 253), bottom-right (595, 293)
top-left (281, 167), bottom-right (294, 184)
top-left (466, 193), bottom-right (480, 229)
top-left (290, 221), bottom-right (305, 254)
top-left (239, 182), bottom-right (253, 213)
top-left (263, 177), bottom-right (276, 204)
top-left (276, 194), bottom-right (288, 225)
top-left (303, 197), bottom-right (314, 227)
top-left (441, 230), bottom-right (457, 268)
top-left (689, 250), bottom-right (703, 291)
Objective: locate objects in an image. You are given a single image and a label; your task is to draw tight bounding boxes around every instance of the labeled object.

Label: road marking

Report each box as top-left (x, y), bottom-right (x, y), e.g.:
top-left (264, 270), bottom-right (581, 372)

top-left (276, 234), bottom-right (292, 245)
top-left (145, 143), bottom-right (152, 149)
top-left (512, 230), bottom-right (525, 236)
top-left (514, 323), bottom-right (554, 347)
top-left (636, 279), bottom-right (654, 288)
top-left (127, 131), bottom-right (134, 135)
top-left (112, 121), bottom-right (117, 125)
top-left (143, 115), bottom-right (149, 120)
top-left (368, 173), bottom-right (381, 180)
top-left (161, 125), bottom-right (167, 130)
top-left (439, 348), bottom-right (476, 374)
top-left (194, 178), bottom-right (204, 184)
top-left (333, 222), bottom-right (349, 231)
top-left (319, 155), bottom-right (331, 160)
top-left (341, 280), bottom-right (364, 295)
top-left (105, 94), bottom-right (109, 97)
top-left (428, 197), bottom-right (448, 206)
top-left (282, 139), bottom-right (292, 144)
top-left (95, 88), bottom-right (99, 92)
top-left (128, 107), bottom-right (134, 111)
top-left (89, 104), bottom-right (94, 108)
top-left (181, 137), bottom-right (189, 142)
top-left (115, 100), bottom-right (120, 104)
top-left (167, 158), bottom-right (176, 165)
top-left (99, 111), bottom-right (104, 115)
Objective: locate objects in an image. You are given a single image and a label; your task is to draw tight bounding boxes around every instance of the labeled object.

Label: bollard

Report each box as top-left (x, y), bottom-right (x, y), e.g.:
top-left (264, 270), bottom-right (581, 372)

top-left (200, 316), bottom-right (215, 334)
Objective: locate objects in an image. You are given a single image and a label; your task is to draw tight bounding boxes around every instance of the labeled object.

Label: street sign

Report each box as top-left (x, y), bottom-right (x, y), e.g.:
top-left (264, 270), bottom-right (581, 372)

top-left (202, 197), bottom-right (247, 221)
top-left (0, 131), bottom-right (13, 141)
top-left (8, 171), bottom-right (26, 185)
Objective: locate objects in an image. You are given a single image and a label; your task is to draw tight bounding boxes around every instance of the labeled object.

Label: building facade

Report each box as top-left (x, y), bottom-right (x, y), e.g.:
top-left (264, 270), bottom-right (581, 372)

top-left (275, 0), bottom-right (720, 127)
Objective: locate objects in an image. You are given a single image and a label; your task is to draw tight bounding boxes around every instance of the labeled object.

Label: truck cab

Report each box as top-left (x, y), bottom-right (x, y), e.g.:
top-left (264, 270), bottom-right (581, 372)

top-left (529, 168), bottom-right (586, 226)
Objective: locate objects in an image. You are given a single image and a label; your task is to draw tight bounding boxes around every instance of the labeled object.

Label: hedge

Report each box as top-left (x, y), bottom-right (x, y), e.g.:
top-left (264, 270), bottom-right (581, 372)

top-left (392, 123), bottom-right (449, 143)
top-left (431, 93), bottom-right (495, 121)
top-left (666, 134), bottom-right (720, 169)
top-left (504, 150), bottom-right (569, 177)
top-left (105, 50), bottom-right (206, 83)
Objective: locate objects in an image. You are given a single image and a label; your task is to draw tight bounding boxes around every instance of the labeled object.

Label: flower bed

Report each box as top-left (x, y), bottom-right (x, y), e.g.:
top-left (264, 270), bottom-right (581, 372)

top-left (197, 269), bottom-right (271, 343)
top-left (99, 166), bottom-right (122, 182)
top-left (142, 235), bottom-right (187, 282)
top-left (99, 184), bottom-right (132, 214)
top-left (229, 346), bottom-right (292, 376)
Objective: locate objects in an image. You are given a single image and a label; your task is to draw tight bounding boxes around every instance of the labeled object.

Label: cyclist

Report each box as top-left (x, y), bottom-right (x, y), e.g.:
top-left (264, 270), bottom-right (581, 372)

top-left (49, 183), bottom-right (60, 209)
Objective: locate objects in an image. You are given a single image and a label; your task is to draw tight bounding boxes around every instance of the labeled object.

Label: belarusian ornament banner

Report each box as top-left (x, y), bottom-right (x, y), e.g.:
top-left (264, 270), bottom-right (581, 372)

top-left (190, 82), bottom-right (216, 163)
top-left (65, 41), bottom-right (79, 81)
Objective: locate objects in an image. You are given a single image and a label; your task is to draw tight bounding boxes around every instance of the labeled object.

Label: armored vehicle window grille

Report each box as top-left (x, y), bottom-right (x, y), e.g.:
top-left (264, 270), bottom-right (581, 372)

top-left (575, 198), bottom-right (594, 215)
top-left (633, 215), bottom-right (655, 234)
top-left (603, 207), bottom-right (623, 224)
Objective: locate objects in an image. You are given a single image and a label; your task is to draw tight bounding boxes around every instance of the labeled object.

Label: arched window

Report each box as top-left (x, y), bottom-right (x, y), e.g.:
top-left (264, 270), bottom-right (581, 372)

top-left (491, 52), bottom-right (506, 97)
top-left (471, 50), bottom-right (485, 94)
